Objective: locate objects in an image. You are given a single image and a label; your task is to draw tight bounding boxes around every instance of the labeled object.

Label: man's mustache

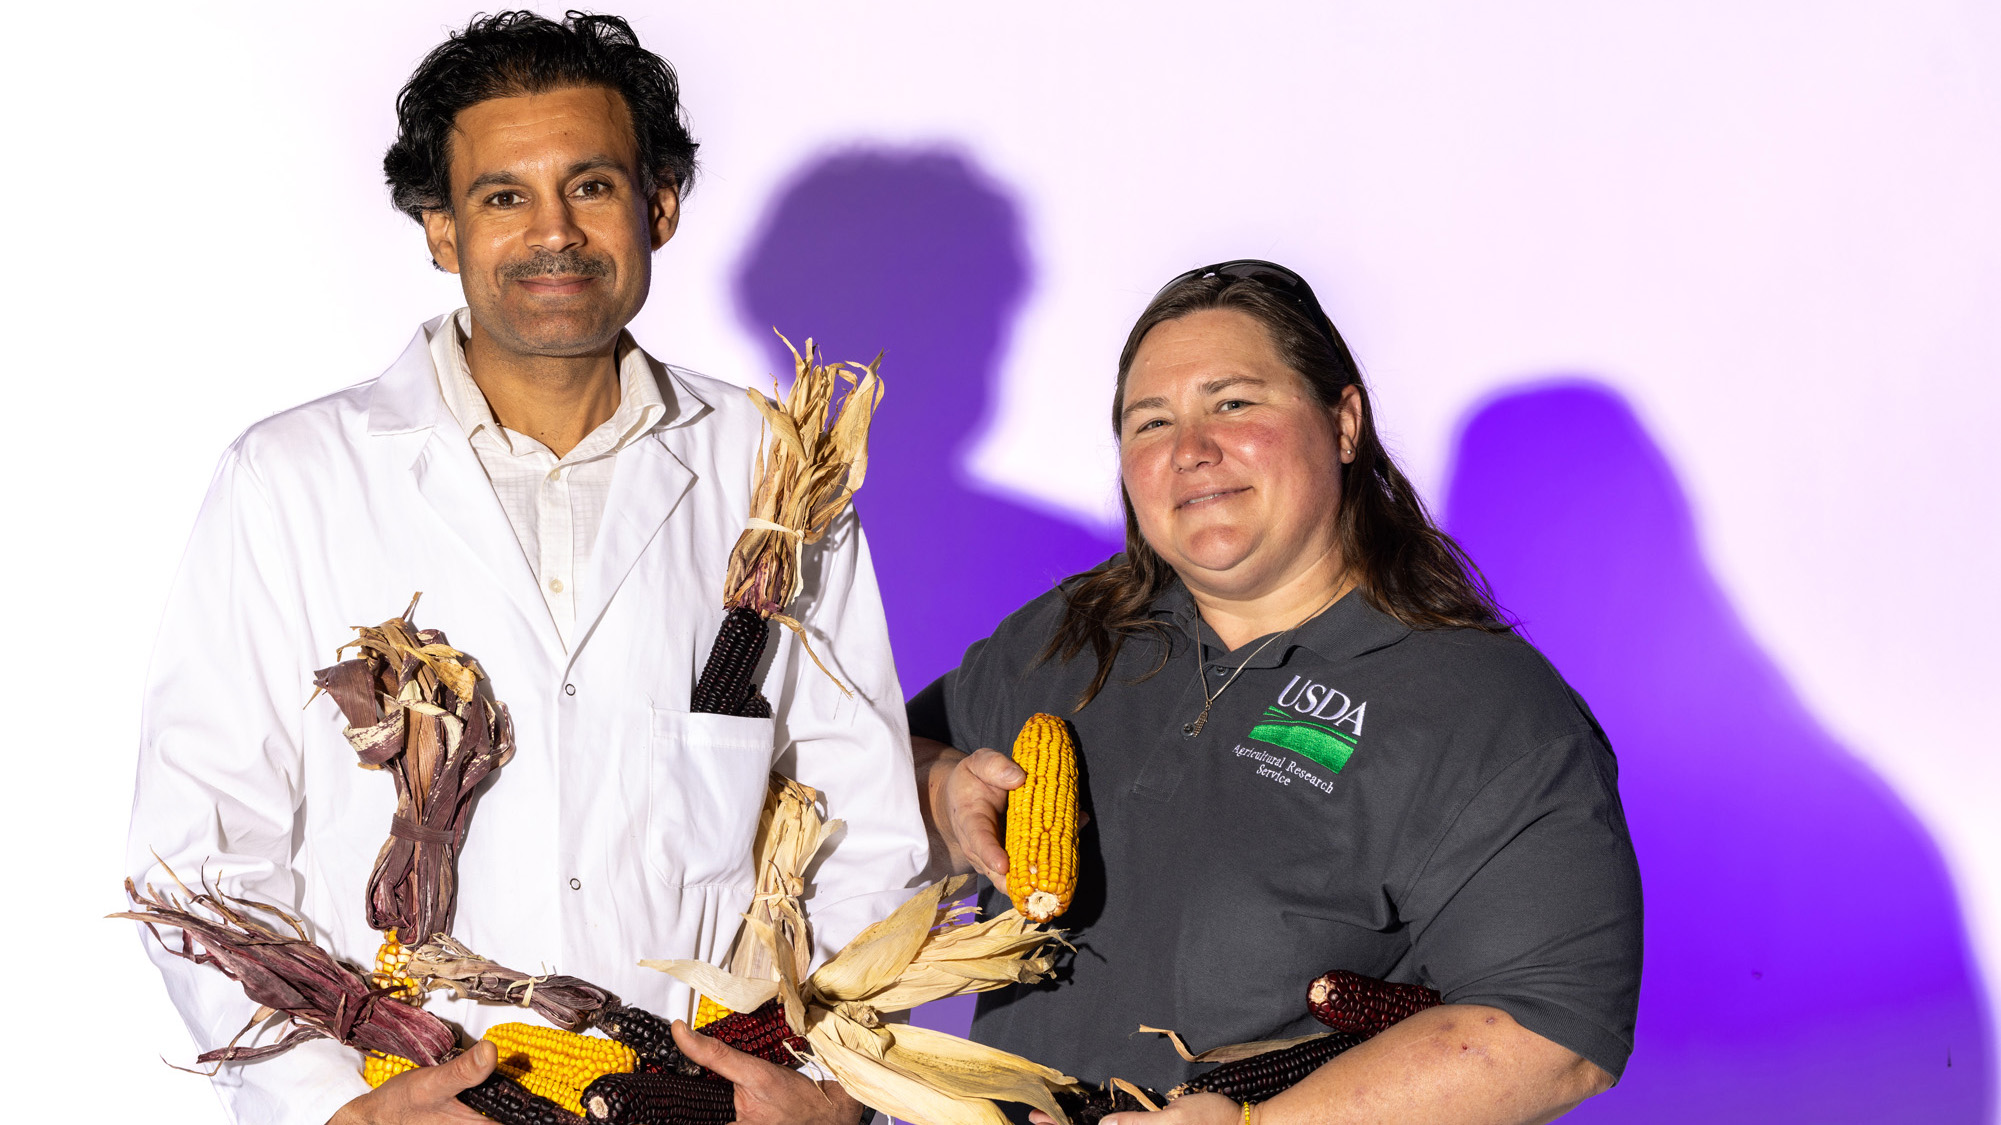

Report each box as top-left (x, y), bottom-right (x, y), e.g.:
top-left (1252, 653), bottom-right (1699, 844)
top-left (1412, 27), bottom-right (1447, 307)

top-left (502, 251), bottom-right (611, 281)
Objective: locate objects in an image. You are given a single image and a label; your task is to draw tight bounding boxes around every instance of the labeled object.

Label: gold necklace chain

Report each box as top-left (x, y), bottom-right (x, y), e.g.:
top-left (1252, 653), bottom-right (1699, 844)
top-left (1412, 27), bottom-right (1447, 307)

top-left (1183, 587), bottom-right (1344, 738)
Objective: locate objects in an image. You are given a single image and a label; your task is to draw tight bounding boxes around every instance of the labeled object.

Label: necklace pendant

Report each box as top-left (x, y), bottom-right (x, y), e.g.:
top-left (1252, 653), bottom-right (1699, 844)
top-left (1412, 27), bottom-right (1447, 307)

top-left (1184, 712), bottom-right (1208, 738)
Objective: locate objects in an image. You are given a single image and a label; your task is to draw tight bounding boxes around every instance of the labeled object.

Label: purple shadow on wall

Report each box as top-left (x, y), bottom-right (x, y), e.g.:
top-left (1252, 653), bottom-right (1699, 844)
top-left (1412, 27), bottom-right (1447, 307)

top-left (733, 146), bottom-right (1122, 696)
top-left (1443, 381), bottom-right (1991, 1123)
top-left (733, 147), bottom-right (1123, 1042)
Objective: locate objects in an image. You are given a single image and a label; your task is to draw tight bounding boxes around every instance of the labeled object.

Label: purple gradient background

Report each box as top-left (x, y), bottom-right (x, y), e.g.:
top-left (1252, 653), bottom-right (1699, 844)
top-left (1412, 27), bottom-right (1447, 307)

top-left (735, 149), bottom-right (1992, 1121)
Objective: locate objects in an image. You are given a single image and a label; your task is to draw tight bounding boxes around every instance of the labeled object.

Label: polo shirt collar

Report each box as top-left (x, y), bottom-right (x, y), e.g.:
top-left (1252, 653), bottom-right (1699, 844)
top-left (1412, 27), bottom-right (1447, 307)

top-left (1149, 576), bottom-right (1412, 664)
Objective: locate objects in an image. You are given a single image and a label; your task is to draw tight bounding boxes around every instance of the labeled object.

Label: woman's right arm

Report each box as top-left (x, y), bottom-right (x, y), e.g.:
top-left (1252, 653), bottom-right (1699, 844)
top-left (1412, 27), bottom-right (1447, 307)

top-left (913, 736), bottom-right (1024, 893)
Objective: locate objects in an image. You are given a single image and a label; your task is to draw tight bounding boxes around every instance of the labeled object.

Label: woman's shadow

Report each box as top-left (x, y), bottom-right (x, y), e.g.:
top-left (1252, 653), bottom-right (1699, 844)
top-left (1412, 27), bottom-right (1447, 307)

top-left (733, 148), bottom-right (1124, 1048)
top-left (733, 147), bottom-right (1123, 699)
top-left (1445, 382), bottom-right (1991, 1122)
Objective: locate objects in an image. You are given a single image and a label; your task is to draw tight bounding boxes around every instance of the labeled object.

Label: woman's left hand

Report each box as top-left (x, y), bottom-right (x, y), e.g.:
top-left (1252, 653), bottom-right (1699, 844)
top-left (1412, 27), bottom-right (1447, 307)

top-left (1030, 1091), bottom-right (1244, 1125)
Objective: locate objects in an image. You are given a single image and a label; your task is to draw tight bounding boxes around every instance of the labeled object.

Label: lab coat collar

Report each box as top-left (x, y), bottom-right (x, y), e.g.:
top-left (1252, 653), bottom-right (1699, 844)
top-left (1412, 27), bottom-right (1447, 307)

top-left (364, 316), bottom-right (709, 665)
top-left (572, 351), bottom-right (704, 656)
top-left (366, 314), bottom-right (716, 437)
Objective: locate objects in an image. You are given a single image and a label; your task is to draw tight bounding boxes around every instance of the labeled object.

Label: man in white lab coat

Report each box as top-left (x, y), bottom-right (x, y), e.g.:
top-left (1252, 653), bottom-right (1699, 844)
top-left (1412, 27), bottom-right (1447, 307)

top-left (125, 13), bottom-right (924, 1125)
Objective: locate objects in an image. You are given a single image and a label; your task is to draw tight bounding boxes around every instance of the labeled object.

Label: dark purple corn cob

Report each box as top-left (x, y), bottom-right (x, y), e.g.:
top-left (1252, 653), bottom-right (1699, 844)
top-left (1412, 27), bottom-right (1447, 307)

top-left (691, 608), bottom-right (772, 717)
top-left (581, 1071), bottom-right (737, 1124)
top-left (702, 1000), bottom-right (807, 1067)
top-left (458, 1072), bottom-right (588, 1124)
top-left (596, 1004), bottom-right (699, 1075)
top-left (1168, 1033), bottom-right (1364, 1103)
top-left (1057, 1083), bottom-right (1167, 1124)
top-left (1306, 970), bottom-right (1442, 1036)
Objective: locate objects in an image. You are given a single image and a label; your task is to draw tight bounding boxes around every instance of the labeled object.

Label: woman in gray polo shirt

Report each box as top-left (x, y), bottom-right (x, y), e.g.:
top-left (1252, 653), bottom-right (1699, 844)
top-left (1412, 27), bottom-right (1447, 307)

top-left (910, 261), bottom-right (1641, 1124)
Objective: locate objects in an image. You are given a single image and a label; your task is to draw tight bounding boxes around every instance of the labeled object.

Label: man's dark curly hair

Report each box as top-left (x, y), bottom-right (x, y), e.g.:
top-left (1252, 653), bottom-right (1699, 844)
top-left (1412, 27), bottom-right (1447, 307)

top-left (383, 10), bottom-right (699, 222)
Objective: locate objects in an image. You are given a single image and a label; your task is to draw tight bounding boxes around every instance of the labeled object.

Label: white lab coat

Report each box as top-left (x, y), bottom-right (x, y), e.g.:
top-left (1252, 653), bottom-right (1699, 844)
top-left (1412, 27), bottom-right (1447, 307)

top-left (126, 316), bottom-right (928, 1125)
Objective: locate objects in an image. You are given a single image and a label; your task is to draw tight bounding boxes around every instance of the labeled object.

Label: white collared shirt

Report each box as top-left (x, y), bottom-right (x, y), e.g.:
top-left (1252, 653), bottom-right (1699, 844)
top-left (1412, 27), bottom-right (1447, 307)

top-left (431, 308), bottom-right (665, 647)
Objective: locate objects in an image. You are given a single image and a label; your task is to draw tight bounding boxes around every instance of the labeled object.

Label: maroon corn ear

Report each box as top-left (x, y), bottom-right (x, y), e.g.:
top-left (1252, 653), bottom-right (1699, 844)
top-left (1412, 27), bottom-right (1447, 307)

top-left (700, 1000), bottom-right (807, 1067)
top-left (1306, 970), bottom-right (1441, 1036)
top-left (1169, 1034), bottom-right (1364, 1103)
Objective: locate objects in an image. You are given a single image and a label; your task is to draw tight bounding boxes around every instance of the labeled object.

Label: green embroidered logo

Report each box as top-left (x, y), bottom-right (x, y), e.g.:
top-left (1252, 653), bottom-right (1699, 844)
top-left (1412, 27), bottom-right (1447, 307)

top-left (1249, 708), bottom-right (1357, 773)
top-left (1248, 675), bottom-right (1367, 774)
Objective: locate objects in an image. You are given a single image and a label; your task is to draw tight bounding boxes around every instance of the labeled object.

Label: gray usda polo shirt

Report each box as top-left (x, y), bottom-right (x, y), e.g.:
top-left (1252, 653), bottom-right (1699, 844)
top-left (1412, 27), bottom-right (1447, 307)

top-left (908, 579), bottom-right (1642, 1095)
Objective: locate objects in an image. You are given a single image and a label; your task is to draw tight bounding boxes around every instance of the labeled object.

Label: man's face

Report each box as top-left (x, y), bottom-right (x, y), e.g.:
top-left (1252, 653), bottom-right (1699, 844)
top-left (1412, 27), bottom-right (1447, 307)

top-left (423, 85), bottom-right (678, 357)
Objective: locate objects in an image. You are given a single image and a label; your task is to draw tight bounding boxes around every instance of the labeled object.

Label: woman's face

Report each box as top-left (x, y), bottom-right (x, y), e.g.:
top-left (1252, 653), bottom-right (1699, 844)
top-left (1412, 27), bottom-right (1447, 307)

top-left (1119, 307), bottom-right (1357, 601)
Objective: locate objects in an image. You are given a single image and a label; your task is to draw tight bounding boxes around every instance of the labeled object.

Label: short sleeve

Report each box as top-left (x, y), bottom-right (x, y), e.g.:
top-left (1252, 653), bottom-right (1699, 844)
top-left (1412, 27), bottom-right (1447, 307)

top-left (1402, 731), bottom-right (1643, 1079)
top-left (907, 677), bottom-right (953, 744)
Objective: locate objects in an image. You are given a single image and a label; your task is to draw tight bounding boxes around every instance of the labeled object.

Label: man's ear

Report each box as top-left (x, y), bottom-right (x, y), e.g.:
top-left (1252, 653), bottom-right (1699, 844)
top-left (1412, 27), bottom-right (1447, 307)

top-left (422, 208), bottom-right (462, 274)
top-left (649, 184), bottom-right (681, 251)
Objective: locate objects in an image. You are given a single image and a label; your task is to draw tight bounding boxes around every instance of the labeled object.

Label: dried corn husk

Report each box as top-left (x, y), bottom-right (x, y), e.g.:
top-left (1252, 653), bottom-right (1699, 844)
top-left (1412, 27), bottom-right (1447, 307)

top-left (645, 875), bottom-right (1077, 1125)
top-left (403, 933), bottom-right (614, 1031)
top-left (110, 868), bottom-right (457, 1068)
top-left (724, 333), bottom-right (883, 679)
top-left (1136, 1024), bottom-right (1334, 1064)
top-left (310, 594), bottom-right (516, 946)
top-left (719, 775), bottom-right (837, 992)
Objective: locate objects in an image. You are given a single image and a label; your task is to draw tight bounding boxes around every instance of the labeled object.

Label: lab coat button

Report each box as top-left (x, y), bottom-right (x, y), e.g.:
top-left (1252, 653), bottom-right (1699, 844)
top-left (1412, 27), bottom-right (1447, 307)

top-left (569, 878), bottom-right (582, 890)
top-left (564, 683), bottom-right (576, 696)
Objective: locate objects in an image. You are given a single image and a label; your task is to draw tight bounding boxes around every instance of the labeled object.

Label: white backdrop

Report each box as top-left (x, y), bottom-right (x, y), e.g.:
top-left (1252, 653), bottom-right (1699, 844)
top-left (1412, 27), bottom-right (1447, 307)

top-left (3, 1), bottom-right (1996, 1119)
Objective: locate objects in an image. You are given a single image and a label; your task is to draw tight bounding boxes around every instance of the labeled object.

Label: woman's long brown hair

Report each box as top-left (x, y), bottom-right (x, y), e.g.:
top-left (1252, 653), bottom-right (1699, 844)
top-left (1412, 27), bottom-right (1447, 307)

top-left (1044, 273), bottom-right (1509, 708)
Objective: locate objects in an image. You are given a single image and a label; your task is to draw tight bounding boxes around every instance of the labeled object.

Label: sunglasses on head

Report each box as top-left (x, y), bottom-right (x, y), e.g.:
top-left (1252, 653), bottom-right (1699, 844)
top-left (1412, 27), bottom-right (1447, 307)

top-left (1156, 258), bottom-right (1342, 352)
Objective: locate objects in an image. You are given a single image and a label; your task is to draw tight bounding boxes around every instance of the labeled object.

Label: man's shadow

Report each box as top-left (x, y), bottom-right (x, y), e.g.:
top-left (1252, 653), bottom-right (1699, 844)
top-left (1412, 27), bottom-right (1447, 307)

top-left (1444, 382), bottom-right (1991, 1122)
top-left (733, 148), bottom-right (1124, 1047)
top-left (733, 147), bottom-right (1123, 699)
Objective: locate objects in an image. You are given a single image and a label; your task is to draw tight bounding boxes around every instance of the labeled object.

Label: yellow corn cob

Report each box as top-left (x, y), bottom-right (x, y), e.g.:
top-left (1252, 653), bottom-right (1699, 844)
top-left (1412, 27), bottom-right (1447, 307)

top-left (482, 1022), bottom-right (639, 1116)
top-left (1004, 713), bottom-right (1079, 923)
top-left (371, 935), bottom-right (420, 1003)
top-left (362, 1051), bottom-right (418, 1088)
top-left (694, 995), bottom-right (733, 1028)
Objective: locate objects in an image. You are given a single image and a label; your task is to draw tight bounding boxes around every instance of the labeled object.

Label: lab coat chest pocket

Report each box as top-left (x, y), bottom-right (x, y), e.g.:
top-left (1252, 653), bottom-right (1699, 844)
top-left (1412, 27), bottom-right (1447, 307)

top-left (646, 708), bottom-right (775, 887)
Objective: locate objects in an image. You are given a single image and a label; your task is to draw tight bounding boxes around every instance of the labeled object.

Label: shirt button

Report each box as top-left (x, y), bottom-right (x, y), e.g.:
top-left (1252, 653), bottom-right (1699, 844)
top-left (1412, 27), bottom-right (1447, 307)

top-left (1210, 667), bottom-right (1228, 677)
top-left (547, 468), bottom-right (562, 482)
top-left (548, 578), bottom-right (565, 594)
top-left (564, 683), bottom-right (576, 696)
top-left (569, 877), bottom-right (582, 890)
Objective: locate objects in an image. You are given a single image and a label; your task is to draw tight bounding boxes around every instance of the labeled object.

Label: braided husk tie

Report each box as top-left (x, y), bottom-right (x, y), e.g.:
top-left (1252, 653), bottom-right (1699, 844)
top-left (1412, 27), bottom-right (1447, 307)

top-left (310, 593), bottom-right (516, 946)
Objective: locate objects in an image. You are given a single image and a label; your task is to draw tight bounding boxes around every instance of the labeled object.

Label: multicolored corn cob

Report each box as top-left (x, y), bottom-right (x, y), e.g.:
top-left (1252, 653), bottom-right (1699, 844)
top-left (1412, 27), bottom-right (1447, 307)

top-left (372, 935), bottom-right (421, 1002)
top-left (1168, 1033), bottom-right (1364, 1103)
top-left (700, 1000), bottom-right (807, 1066)
top-left (581, 1071), bottom-right (737, 1123)
top-left (1307, 970), bottom-right (1442, 1036)
top-left (691, 607), bottom-right (773, 717)
top-left (692, 996), bottom-right (732, 1029)
top-left (1004, 714), bottom-right (1079, 923)
top-left (459, 1071), bottom-right (589, 1125)
top-left (597, 999), bottom-right (806, 1078)
top-left (484, 1023), bottom-right (640, 1116)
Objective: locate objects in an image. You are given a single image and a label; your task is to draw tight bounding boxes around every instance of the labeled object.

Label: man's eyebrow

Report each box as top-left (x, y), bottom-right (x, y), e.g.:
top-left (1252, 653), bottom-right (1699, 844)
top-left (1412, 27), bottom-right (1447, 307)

top-left (463, 156), bottom-right (628, 199)
top-left (1119, 375), bottom-right (1270, 425)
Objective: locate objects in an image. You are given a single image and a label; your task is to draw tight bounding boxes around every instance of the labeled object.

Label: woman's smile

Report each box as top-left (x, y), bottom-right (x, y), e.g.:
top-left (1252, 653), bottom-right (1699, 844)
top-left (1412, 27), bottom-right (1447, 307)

top-left (1177, 486), bottom-right (1251, 509)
